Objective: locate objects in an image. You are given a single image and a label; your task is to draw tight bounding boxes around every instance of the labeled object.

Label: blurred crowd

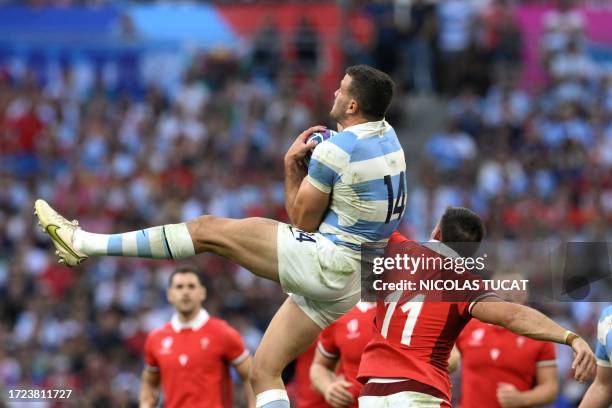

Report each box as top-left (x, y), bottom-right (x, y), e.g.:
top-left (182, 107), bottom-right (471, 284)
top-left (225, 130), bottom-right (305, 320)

top-left (0, 0), bottom-right (610, 407)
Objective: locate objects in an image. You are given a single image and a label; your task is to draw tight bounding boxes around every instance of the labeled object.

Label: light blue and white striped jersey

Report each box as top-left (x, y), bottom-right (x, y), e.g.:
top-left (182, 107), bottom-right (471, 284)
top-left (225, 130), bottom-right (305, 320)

top-left (307, 120), bottom-right (406, 252)
top-left (595, 305), bottom-right (612, 367)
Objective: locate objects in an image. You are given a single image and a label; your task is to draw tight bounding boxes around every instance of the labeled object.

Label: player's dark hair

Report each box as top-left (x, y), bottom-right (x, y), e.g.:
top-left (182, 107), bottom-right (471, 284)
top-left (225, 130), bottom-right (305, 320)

top-left (439, 206), bottom-right (485, 257)
top-left (169, 265), bottom-right (207, 288)
top-left (345, 65), bottom-right (394, 121)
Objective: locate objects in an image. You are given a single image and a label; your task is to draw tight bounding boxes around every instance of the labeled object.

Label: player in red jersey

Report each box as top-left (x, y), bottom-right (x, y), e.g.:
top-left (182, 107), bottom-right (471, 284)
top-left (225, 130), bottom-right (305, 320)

top-left (453, 319), bottom-right (557, 407)
top-left (288, 341), bottom-right (329, 408)
top-left (452, 271), bottom-right (558, 408)
top-left (139, 266), bottom-right (255, 408)
top-left (310, 302), bottom-right (376, 407)
top-left (357, 207), bottom-right (596, 408)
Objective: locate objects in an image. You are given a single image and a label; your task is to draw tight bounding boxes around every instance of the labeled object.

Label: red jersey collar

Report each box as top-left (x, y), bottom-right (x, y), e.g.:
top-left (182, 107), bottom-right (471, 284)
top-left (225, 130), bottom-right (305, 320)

top-left (355, 301), bottom-right (376, 313)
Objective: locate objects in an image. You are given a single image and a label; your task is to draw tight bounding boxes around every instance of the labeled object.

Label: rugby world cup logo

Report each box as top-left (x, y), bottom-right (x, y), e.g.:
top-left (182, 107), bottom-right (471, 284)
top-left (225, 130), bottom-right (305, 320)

top-left (161, 336), bottom-right (173, 354)
top-left (347, 319), bottom-right (360, 339)
top-left (468, 328), bottom-right (485, 346)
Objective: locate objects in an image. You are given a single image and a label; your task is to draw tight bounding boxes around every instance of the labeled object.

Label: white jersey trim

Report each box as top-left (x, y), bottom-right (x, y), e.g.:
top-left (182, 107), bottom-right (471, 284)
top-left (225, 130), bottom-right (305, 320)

top-left (306, 175), bottom-right (332, 194)
top-left (468, 292), bottom-right (500, 316)
top-left (170, 308), bottom-right (210, 333)
top-left (596, 358), bottom-right (611, 367)
top-left (536, 360), bottom-right (557, 367)
top-left (231, 349), bottom-right (250, 366)
top-left (366, 377), bottom-right (408, 384)
top-left (317, 341), bottom-right (339, 359)
top-left (343, 119), bottom-right (392, 139)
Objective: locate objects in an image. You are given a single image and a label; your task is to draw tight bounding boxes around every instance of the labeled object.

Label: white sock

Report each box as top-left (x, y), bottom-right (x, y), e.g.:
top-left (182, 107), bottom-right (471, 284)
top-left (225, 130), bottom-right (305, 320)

top-left (73, 223), bottom-right (195, 259)
top-left (255, 389), bottom-right (290, 408)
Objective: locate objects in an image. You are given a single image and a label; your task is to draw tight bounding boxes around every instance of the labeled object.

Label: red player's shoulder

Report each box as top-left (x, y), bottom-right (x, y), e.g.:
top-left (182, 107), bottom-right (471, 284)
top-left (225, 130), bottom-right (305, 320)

top-left (206, 316), bottom-right (231, 329)
top-left (389, 231), bottom-right (414, 244)
top-left (201, 316), bottom-right (241, 337)
top-left (462, 318), bottom-right (487, 332)
top-left (337, 302), bottom-right (376, 323)
top-left (146, 323), bottom-right (174, 340)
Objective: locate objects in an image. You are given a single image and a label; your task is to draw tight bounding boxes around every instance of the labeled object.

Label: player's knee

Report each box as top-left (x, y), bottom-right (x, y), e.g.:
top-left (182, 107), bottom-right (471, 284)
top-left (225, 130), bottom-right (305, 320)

top-left (249, 355), bottom-right (282, 387)
top-left (189, 215), bottom-right (227, 247)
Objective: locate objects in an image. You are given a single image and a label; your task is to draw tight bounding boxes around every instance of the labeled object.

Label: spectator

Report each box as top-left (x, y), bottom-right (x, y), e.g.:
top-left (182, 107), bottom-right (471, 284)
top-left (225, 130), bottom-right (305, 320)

top-left (436, 0), bottom-right (475, 94)
top-left (293, 17), bottom-right (320, 75)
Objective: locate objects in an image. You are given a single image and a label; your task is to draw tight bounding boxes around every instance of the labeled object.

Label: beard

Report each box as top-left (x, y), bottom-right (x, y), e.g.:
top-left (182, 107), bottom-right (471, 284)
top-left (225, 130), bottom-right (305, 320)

top-left (330, 99), bottom-right (348, 123)
top-left (177, 300), bottom-right (197, 314)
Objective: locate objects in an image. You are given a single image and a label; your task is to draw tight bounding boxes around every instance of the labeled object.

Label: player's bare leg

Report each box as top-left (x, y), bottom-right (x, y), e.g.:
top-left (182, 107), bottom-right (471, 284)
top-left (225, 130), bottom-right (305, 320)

top-left (250, 297), bottom-right (322, 407)
top-left (34, 199), bottom-right (280, 281)
top-left (35, 199), bottom-right (325, 407)
top-left (186, 215), bottom-right (279, 281)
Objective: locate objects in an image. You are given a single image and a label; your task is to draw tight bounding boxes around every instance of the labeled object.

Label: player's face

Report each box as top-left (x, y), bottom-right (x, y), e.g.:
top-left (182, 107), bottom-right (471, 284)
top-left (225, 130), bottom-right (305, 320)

top-left (430, 222), bottom-right (442, 241)
top-left (330, 74), bottom-right (353, 123)
top-left (167, 273), bottom-right (206, 314)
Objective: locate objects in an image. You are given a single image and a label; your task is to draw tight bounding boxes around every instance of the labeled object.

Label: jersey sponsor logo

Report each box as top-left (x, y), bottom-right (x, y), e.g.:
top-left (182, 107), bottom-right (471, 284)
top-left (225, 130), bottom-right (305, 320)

top-left (179, 354), bottom-right (189, 366)
top-left (347, 318), bottom-right (361, 339)
top-left (468, 328), bottom-right (485, 346)
top-left (201, 337), bottom-right (210, 349)
top-left (161, 336), bottom-right (173, 354)
top-left (490, 348), bottom-right (500, 361)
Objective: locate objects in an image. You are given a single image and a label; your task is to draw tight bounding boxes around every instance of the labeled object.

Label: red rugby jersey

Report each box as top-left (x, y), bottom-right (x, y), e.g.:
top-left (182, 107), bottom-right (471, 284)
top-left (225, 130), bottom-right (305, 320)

top-left (456, 319), bottom-right (557, 408)
top-left (358, 232), bottom-right (496, 403)
top-left (291, 341), bottom-right (330, 408)
top-left (144, 309), bottom-right (249, 408)
top-left (318, 302), bottom-right (377, 407)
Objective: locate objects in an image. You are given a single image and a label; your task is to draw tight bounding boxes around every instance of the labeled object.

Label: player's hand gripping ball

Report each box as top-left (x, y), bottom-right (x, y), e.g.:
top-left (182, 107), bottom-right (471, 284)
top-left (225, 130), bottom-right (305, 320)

top-left (305, 129), bottom-right (337, 165)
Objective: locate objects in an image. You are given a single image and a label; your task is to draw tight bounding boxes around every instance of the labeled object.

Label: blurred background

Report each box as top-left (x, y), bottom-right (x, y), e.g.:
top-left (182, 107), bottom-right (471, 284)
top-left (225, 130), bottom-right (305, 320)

top-left (0, 0), bottom-right (610, 406)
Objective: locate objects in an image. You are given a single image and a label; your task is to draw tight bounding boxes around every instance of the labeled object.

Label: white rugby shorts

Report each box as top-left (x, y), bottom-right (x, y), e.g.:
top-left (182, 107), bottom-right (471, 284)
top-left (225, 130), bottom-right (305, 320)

top-left (276, 223), bottom-right (361, 328)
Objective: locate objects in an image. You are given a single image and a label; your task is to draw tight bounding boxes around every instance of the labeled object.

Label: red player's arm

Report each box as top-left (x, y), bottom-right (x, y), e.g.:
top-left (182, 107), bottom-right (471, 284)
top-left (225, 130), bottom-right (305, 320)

top-left (234, 357), bottom-right (256, 408)
top-left (514, 365), bottom-right (558, 407)
top-left (310, 348), bottom-right (354, 408)
top-left (139, 369), bottom-right (160, 408)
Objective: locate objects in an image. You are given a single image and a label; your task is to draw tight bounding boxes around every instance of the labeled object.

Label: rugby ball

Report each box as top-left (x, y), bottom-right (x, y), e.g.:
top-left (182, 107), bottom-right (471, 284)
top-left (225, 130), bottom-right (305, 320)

top-left (305, 129), bottom-right (336, 165)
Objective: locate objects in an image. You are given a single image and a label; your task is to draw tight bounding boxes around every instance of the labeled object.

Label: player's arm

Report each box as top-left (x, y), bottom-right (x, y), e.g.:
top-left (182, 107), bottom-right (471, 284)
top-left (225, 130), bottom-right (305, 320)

top-left (579, 365), bottom-right (612, 408)
top-left (139, 368), bottom-right (161, 408)
top-left (448, 345), bottom-right (461, 373)
top-left (284, 126), bottom-right (330, 232)
top-left (309, 348), bottom-right (354, 408)
top-left (497, 365), bottom-right (558, 408)
top-left (471, 299), bottom-right (596, 382)
top-left (234, 356), bottom-right (256, 408)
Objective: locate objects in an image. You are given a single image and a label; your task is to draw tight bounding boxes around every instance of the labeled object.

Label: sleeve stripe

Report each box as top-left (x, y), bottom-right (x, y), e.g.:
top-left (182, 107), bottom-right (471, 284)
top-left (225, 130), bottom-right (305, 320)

top-left (596, 358), bottom-right (611, 367)
top-left (230, 350), bottom-right (250, 366)
top-left (317, 342), bottom-right (339, 359)
top-left (144, 365), bottom-right (160, 372)
top-left (306, 175), bottom-right (332, 194)
top-left (468, 292), bottom-right (500, 316)
top-left (307, 159), bottom-right (339, 190)
top-left (536, 360), bottom-right (557, 367)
